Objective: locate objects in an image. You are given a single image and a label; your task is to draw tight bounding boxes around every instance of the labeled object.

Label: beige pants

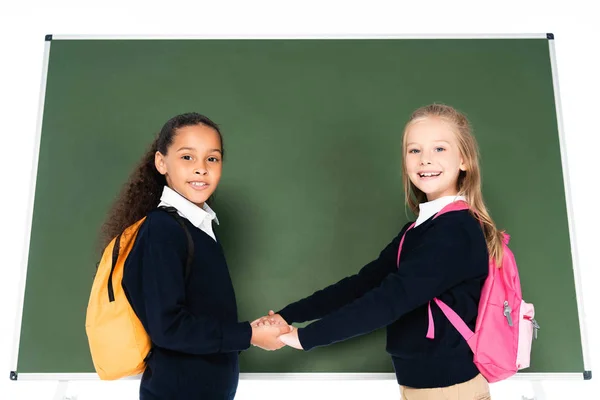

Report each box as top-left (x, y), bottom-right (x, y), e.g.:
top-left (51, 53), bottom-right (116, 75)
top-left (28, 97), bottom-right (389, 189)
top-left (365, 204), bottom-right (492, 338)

top-left (400, 374), bottom-right (491, 400)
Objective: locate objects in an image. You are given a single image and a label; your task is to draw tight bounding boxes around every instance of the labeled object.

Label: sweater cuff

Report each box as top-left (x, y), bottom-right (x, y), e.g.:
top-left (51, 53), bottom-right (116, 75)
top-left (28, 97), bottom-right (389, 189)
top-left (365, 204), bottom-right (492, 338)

top-left (277, 308), bottom-right (296, 324)
top-left (221, 321), bottom-right (252, 353)
top-left (297, 327), bottom-right (317, 351)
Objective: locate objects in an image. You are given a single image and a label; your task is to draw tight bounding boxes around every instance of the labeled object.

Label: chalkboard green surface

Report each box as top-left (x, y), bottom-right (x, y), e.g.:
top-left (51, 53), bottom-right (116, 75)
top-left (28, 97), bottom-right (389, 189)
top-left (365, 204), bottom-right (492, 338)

top-left (14, 37), bottom-right (587, 377)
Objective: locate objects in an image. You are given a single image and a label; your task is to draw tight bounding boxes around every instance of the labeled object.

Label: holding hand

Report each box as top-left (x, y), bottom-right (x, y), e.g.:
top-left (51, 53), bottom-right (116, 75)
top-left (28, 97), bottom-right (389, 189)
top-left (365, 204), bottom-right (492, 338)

top-left (251, 324), bottom-right (292, 351)
top-left (279, 327), bottom-right (303, 350)
top-left (251, 310), bottom-right (287, 327)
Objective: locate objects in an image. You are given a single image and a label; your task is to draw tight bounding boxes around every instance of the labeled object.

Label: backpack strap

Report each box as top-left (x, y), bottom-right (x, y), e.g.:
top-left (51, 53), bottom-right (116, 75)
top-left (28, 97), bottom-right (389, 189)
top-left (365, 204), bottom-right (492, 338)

top-left (107, 233), bottom-right (123, 302)
top-left (159, 206), bottom-right (195, 282)
top-left (396, 200), bottom-right (471, 340)
top-left (396, 222), bottom-right (415, 267)
top-left (432, 298), bottom-right (475, 342)
top-left (434, 200), bottom-right (470, 217)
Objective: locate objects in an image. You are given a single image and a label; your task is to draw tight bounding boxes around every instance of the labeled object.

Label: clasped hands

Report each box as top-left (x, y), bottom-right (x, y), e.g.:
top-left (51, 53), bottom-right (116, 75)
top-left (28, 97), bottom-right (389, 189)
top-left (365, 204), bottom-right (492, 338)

top-left (249, 310), bottom-right (303, 351)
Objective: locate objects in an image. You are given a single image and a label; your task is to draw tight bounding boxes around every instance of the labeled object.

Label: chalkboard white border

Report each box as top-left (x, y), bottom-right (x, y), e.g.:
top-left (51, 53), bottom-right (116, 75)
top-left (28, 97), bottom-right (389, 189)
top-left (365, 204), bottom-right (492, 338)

top-left (548, 39), bottom-right (591, 373)
top-left (10, 40), bottom-right (52, 380)
top-left (13, 372), bottom-right (588, 381)
top-left (48, 33), bottom-right (548, 40)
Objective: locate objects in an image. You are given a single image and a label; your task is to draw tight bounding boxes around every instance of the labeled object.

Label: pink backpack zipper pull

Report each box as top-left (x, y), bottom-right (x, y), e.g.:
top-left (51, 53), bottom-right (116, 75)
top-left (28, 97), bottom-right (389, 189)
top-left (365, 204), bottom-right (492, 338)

top-left (503, 301), bottom-right (513, 326)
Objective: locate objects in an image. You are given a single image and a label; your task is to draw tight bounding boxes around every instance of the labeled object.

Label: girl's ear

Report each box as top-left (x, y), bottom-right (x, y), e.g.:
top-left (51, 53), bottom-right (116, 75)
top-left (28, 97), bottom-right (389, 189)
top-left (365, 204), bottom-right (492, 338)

top-left (459, 156), bottom-right (467, 171)
top-left (155, 151), bottom-right (167, 175)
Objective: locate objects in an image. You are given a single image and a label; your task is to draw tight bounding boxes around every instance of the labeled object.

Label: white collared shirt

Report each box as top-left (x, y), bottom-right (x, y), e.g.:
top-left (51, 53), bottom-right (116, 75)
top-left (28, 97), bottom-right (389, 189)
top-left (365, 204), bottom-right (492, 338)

top-left (157, 186), bottom-right (219, 241)
top-left (415, 195), bottom-right (467, 227)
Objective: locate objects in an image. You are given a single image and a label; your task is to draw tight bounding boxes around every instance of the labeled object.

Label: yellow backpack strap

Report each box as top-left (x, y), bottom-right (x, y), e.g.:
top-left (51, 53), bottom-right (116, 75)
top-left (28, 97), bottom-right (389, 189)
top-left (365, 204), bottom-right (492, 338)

top-left (108, 233), bottom-right (123, 302)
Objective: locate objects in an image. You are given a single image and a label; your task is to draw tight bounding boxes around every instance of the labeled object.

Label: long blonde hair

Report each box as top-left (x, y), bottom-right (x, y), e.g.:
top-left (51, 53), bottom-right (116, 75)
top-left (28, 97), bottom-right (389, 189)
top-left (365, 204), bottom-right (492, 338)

top-left (401, 103), bottom-right (504, 265)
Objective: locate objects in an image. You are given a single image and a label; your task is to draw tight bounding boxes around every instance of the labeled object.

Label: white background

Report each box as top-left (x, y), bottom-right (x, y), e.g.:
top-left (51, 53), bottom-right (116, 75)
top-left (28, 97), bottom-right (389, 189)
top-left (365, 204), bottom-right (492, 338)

top-left (1, 1), bottom-right (598, 399)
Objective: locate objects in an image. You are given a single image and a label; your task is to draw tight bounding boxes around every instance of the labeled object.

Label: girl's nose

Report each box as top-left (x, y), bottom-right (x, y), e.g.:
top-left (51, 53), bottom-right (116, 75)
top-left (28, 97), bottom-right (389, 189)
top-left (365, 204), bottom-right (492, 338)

top-left (194, 166), bottom-right (208, 175)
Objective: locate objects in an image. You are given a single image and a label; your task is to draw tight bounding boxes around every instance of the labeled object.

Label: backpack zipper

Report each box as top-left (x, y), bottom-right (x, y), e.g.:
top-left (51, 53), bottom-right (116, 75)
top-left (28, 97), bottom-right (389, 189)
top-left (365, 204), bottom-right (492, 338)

top-left (531, 318), bottom-right (540, 339)
top-left (503, 301), bottom-right (513, 326)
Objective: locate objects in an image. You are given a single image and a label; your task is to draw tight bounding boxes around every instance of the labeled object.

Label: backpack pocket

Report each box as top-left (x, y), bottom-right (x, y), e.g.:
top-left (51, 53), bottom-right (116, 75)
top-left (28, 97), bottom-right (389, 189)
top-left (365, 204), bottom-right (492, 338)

top-left (516, 300), bottom-right (536, 370)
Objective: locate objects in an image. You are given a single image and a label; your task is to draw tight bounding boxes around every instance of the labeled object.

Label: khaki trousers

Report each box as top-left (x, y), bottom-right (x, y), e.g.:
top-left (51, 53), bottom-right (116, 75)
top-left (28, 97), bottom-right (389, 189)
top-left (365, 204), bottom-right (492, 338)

top-left (400, 374), bottom-right (491, 400)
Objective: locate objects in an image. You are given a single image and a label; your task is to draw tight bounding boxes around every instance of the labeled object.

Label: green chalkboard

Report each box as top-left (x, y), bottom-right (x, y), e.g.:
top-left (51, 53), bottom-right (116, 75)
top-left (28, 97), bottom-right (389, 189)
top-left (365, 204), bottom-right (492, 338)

top-left (13, 37), bottom-right (587, 378)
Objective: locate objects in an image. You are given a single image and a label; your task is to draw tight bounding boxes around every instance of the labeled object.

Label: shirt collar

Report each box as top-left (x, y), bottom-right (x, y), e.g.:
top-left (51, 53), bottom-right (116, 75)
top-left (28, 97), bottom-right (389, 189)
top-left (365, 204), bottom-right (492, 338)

top-left (415, 194), bottom-right (467, 227)
top-left (158, 185), bottom-right (219, 228)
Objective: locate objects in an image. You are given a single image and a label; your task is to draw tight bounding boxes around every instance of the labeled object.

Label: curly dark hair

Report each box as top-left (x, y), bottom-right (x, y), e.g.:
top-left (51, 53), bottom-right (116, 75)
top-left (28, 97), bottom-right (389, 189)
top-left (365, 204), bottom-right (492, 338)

top-left (99, 112), bottom-right (224, 250)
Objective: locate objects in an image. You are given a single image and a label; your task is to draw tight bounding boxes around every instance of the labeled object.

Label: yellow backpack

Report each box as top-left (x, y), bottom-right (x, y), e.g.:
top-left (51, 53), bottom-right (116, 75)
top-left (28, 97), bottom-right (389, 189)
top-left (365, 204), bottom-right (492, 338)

top-left (85, 207), bottom-right (193, 380)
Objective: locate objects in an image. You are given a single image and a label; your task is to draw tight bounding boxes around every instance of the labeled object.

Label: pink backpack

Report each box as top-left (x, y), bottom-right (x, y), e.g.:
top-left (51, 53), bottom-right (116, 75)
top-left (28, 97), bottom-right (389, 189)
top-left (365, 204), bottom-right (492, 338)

top-left (396, 200), bottom-right (538, 383)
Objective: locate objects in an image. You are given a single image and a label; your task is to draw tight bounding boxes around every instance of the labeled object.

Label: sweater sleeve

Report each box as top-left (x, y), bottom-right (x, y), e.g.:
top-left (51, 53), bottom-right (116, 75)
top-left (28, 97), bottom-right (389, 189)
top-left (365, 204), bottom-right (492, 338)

top-left (140, 214), bottom-right (251, 354)
top-left (297, 215), bottom-right (485, 351)
top-left (277, 223), bottom-right (412, 324)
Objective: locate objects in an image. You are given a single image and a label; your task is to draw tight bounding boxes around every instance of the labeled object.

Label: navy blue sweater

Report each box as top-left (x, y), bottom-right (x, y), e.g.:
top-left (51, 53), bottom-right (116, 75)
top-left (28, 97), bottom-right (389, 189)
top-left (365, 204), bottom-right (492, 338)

top-left (277, 210), bottom-right (488, 388)
top-left (122, 209), bottom-right (252, 398)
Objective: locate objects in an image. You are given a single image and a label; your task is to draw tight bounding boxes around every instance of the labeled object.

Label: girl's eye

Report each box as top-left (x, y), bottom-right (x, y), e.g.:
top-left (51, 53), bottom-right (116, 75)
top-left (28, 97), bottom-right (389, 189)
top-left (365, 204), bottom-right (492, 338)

top-left (408, 149), bottom-right (420, 154)
top-left (181, 155), bottom-right (193, 161)
top-left (435, 147), bottom-right (446, 152)
top-left (208, 156), bottom-right (221, 163)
